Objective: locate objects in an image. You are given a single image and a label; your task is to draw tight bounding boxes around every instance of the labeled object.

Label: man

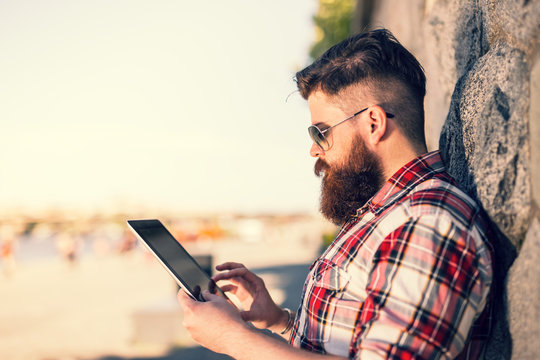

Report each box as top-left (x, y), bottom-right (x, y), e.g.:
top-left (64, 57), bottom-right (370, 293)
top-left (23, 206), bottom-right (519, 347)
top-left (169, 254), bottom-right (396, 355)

top-left (178, 29), bottom-right (493, 359)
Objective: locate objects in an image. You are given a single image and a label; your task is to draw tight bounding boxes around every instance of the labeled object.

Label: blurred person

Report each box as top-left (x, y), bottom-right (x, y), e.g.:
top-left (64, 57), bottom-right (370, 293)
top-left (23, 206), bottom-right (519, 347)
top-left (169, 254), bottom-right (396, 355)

top-left (55, 228), bottom-right (81, 266)
top-left (118, 228), bottom-right (137, 255)
top-left (92, 235), bottom-right (111, 258)
top-left (177, 29), bottom-right (494, 360)
top-left (0, 225), bottom-right (18, 277)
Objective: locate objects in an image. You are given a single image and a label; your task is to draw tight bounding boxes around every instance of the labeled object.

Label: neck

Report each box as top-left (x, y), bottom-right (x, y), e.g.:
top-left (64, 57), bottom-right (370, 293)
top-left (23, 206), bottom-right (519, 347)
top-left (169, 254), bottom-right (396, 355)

top-left (380, 139), bottom-right (427, 181)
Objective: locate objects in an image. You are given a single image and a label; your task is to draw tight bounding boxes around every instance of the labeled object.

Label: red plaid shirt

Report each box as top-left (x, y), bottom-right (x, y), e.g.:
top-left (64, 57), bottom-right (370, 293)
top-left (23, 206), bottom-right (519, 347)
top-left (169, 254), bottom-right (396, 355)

top-left (290, 151), bottom-right (493, 359)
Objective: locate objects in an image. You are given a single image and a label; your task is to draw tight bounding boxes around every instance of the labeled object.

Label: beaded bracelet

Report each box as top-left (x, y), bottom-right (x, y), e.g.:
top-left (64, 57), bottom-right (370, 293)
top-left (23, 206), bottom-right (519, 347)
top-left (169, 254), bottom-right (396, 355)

top-left (280, 308), bottom-right (295, 335)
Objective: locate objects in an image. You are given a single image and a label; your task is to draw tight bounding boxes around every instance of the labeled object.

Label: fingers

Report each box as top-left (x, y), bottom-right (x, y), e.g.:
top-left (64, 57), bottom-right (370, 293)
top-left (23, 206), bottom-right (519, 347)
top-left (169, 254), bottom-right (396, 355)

top-left (214, 262), bottom-right (251, 279)
top-left (212, 267), bottom-right (246, 282)
top-left (212, 266), bottom-right (262, 285)
top-left (215, 262), bottom-right (245, 271)
top-left (201, 290), bottom-right (223, 302)
top-left (180, 289), bottom-right (227, 307)
top-left (220, 284), bottom-right (238, 293)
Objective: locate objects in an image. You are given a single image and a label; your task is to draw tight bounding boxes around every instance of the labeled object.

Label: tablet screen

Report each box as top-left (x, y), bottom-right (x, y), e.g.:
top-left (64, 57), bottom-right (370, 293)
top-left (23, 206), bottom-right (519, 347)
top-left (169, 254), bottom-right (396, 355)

top-left (127, 219), bottom-right (222, 301)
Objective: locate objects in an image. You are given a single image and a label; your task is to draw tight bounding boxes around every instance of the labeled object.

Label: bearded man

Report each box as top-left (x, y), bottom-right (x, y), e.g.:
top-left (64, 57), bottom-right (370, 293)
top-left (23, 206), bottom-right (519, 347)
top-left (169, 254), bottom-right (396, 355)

top-left (178, 29), bottom-right (494, 360)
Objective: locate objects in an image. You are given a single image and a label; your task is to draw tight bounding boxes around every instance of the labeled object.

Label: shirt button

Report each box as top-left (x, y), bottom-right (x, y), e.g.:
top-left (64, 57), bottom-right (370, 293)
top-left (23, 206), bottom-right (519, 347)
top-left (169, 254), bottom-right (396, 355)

top-left (316, 274), bottom-right (323, 281)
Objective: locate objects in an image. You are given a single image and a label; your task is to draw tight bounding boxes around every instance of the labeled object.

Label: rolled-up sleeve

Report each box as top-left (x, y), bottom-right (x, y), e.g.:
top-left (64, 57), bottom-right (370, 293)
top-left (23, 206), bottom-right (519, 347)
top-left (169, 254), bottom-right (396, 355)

top-left (351, 215), bottom-right (492, 360)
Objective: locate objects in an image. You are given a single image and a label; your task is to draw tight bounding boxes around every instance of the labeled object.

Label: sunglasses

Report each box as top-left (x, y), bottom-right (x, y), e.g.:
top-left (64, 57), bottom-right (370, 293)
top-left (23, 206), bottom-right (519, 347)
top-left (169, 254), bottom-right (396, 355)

top-left (308, 106), bottom-right (394, 151)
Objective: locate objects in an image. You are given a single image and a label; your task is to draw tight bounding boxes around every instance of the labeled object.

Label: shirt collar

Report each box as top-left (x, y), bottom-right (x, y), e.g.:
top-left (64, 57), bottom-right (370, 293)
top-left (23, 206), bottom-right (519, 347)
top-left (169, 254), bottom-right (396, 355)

top-left (354, 150), bottom-right (447, 217)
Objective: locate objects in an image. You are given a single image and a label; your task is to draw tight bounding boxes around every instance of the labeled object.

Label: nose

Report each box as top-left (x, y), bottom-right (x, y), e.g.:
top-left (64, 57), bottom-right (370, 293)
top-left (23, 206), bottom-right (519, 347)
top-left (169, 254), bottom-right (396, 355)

top-left (310, 142), bottom-right (324, 158)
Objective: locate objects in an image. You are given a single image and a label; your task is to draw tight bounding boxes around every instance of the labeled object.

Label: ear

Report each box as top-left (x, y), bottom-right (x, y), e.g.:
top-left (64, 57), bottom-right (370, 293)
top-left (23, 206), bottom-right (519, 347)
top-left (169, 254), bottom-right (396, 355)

top-left (364, 105), bottom-right (388, 147)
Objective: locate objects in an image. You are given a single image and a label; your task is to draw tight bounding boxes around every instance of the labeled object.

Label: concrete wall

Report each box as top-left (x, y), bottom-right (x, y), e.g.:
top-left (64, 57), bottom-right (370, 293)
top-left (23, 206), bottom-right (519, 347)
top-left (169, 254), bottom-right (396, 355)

top-left (361, 0), bottom-right (540, 358)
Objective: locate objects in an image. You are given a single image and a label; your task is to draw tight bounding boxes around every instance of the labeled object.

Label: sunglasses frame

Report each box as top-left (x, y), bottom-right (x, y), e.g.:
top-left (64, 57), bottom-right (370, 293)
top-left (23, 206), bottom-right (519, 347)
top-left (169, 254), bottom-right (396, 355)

top-left (308, 106), bottom-right (394, 151)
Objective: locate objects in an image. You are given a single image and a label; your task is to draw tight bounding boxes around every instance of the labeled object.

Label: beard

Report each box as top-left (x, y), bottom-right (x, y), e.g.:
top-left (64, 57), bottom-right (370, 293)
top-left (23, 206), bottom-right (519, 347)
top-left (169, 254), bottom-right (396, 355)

top-left (315, 137), bottom-right (385, 225)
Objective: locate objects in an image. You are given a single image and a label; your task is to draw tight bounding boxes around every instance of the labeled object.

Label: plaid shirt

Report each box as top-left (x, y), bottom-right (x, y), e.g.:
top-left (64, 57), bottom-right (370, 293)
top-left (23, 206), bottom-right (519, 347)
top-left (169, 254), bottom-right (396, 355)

top-left (290, 151), bottom-right (493, 359)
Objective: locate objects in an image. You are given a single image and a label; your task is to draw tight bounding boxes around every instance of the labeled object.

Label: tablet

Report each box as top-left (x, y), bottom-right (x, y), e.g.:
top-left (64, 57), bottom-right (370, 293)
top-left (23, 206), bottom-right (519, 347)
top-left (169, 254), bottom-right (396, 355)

top-left (127, 219), bottom-right (226, 302)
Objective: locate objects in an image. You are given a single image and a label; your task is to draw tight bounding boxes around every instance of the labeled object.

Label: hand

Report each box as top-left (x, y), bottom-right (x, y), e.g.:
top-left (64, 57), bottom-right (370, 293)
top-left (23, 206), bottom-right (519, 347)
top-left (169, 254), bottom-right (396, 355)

top-left (177, 289), bottom-right (249, 353)
top-left (212, 262), bottom-right (288, 331)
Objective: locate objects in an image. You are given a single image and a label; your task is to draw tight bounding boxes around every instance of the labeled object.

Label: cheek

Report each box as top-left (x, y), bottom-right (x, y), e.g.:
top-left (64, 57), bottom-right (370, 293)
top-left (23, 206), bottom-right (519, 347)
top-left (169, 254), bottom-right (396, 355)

top-left (333, 131), bottom-right (356, 155)
top-left (325, 145), bottom-right (350, 168)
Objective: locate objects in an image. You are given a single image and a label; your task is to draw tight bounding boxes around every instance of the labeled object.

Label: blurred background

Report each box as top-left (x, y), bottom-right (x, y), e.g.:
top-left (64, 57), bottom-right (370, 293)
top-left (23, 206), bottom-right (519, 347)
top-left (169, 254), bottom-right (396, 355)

top-left (3, 0), bottom-right (536, 359)
top-left (0, 0), bottom-right (351, 359)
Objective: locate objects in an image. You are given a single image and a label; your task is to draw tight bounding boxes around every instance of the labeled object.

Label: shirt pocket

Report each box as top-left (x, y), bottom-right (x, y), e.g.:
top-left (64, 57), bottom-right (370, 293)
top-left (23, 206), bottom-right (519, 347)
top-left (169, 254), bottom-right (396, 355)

top-left (304, 259), bottom-right (353, 344)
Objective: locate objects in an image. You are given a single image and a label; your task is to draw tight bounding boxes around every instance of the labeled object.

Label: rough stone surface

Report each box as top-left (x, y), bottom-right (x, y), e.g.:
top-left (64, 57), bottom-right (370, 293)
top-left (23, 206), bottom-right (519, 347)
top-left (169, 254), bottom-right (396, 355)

top-left (506, 47), bottom-right (540, 360)
top-left (531, 50), bottom-right (540, 211)
top-left (439, 42), bottom-right (531, 247)
top-left (483, 0), bottom-right (540, 56)
top-left (421, 0), bottom-right (488, 149)
top-left (435, 3), bottom-right (537, 358)
top-left (507, 217), bottom-right (540, 360)
top-left (364, 0), bottom-right (540, 358)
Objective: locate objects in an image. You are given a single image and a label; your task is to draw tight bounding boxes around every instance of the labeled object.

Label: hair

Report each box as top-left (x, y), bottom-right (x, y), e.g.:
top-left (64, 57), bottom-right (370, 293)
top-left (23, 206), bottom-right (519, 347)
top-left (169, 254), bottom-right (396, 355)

top-left (295, 29), bottom-right (427, 148)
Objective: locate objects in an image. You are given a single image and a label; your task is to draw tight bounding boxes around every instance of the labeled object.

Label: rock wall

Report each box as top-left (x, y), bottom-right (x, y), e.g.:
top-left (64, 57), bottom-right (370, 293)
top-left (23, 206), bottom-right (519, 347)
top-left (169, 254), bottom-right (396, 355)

top-left (362, 0), bottom-right (540, 359)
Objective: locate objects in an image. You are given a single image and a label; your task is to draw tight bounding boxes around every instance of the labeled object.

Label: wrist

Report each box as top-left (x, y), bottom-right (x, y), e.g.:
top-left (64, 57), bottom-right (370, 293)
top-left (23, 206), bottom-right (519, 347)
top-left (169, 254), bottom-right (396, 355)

top-left (279, 308), bottom-right (294, 334)
top-left (269, 307), bottom-right (294, 335)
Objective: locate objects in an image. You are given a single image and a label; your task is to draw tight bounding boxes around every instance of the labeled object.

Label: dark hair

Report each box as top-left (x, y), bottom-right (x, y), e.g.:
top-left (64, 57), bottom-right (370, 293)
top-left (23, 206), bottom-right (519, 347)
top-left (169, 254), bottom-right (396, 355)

top-left (295, 29), bottom-right (427, 148)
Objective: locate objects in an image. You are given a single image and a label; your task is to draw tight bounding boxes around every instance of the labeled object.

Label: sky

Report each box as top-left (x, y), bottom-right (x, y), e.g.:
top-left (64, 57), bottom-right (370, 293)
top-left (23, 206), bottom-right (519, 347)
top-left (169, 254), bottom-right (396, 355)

top-left (0, 0), bottom-right (322, 215)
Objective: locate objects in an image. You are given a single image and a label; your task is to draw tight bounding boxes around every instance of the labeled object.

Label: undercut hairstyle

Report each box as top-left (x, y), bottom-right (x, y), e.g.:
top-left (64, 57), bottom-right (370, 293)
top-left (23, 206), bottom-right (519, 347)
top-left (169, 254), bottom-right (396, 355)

top-left (296, 29), bottom-right (427, 148)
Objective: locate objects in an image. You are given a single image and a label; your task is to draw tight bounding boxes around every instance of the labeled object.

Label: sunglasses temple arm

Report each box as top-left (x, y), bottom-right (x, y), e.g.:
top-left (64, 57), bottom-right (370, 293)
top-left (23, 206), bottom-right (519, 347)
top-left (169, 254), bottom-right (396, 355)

top-left (324, 107), bottom-right (368, 134)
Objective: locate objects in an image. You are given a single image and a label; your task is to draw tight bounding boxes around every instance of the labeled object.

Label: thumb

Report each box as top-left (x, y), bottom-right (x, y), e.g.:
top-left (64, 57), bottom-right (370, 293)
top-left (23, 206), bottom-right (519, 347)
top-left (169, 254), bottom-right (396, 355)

top-left (201, 290), bottom-right (223, 302)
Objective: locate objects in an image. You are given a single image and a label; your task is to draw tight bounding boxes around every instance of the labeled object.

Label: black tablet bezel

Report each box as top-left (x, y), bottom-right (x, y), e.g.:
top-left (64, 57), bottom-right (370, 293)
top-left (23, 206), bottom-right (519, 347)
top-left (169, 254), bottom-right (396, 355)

top-left (127, 219), bottom-right (226, 301)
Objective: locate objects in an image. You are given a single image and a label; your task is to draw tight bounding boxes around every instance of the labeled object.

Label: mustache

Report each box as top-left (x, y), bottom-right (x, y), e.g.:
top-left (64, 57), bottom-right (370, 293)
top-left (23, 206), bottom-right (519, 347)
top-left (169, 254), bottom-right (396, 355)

top-left (314, 159), bottom-right (330, 177)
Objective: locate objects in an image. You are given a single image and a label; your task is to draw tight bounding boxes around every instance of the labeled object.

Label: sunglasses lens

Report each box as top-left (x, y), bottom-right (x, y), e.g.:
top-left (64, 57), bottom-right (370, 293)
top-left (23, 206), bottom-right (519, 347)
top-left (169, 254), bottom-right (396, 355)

top-left (308, 126), bottom-right (328, 150)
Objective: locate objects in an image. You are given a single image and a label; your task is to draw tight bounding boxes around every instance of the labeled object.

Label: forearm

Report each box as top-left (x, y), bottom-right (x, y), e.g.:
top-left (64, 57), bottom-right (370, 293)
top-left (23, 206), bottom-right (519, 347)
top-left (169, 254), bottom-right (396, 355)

top-left (224, 325), bottom-right (346, 360)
